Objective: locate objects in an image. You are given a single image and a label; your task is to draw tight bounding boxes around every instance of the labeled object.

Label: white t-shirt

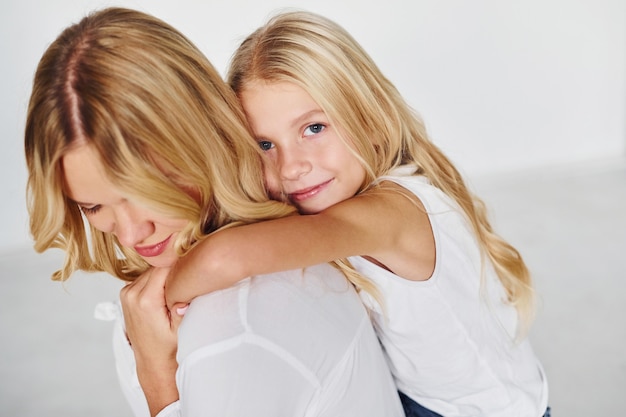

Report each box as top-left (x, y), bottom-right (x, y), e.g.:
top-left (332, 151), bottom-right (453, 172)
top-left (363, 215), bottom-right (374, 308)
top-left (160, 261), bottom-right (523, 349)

top-left (349, 166), bottom-right (549, 417)
top-left (102, 264), bottom-right (404, 417)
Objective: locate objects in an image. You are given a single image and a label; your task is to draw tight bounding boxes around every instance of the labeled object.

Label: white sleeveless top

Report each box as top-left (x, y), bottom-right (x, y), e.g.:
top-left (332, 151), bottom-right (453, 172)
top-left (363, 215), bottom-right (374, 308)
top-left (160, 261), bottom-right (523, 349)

top-left (349, 165), bottom-right (548, 417)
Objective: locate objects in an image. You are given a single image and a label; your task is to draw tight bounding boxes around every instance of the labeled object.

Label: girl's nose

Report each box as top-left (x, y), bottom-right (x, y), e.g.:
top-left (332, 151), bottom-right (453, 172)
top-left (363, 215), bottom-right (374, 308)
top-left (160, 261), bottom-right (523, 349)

top-left (278, 148), bottom-right (312, 181)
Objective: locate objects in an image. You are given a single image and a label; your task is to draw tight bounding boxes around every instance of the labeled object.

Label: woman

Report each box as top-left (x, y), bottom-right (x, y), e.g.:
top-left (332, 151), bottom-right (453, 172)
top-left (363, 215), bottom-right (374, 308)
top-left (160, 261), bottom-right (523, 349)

top-left (24, 7), bottom-right (403, 417)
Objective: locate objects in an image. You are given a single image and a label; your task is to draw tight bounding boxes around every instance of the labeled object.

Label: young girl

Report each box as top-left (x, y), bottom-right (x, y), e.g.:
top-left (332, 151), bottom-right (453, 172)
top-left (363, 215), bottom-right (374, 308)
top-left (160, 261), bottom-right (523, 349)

top-left (166, 11), bottom-right (549, 417)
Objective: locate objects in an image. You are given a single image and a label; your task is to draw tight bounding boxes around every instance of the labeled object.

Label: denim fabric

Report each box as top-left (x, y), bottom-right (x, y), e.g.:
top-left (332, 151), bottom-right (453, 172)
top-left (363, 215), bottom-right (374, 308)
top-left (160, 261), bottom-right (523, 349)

top-left (398, 391), bottom-right (443, 417)
top-left (399, 391), bottom-right (551, 417)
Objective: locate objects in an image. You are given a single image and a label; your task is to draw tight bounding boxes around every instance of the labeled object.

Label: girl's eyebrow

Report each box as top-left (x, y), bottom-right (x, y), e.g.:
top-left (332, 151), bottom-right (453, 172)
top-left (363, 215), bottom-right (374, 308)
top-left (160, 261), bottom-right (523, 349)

top-left (291, 109), bottom-right (325, 129)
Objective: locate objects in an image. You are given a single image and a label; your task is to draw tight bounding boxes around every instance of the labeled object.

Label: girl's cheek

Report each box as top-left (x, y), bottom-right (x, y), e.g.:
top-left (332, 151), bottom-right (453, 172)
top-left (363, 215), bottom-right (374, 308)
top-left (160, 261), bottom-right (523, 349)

top-left (263, 167), bottom-right (284, 202)
top-left (269, 189), bottom-right (286, 203)
top-left (265, 180), bottom-right (284, 202)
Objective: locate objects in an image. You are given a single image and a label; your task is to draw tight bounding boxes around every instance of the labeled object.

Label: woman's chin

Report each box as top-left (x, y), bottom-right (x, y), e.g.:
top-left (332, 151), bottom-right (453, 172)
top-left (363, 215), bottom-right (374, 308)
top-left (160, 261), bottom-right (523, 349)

top-left (143, 253), bottom-right (179, 269)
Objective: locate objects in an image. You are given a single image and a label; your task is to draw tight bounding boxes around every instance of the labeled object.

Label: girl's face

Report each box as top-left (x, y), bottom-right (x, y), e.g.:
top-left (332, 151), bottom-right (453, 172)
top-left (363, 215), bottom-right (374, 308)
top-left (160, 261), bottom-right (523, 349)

top-left (62, 144), bottom-right (189, 268)
top-left (240, 81), bottom-right (366, 214)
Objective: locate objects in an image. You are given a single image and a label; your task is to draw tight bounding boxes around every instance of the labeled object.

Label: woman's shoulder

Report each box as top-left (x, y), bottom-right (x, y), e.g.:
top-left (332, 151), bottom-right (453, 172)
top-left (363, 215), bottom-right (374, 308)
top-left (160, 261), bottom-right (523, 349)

top-left (177, 263), bottom-right (368, 360)
top-left (248, 264), bottom-right (366, 333)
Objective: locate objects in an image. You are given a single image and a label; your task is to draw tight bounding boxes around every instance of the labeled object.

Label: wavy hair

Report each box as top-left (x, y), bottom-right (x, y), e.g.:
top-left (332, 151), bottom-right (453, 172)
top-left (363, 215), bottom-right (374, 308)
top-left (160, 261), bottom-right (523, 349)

top-left (25, 7), bottom-right (295, 282)
top-left (227, 10), bottom-right (535, 332)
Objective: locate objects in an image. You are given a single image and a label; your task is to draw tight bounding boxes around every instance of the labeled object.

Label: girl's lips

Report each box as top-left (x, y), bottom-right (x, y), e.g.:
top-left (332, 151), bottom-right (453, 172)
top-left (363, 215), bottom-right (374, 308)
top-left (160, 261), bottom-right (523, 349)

top-left (288, 179), bottom-right (332, 202)
top-left (134, 235), bottom-right (172, 258)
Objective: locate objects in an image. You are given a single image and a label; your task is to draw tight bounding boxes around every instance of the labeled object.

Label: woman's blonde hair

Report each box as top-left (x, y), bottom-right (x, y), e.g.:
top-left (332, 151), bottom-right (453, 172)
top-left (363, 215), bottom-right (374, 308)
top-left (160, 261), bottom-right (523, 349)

top-left (228, 10), bottom-right (535, 331)
top-left (25, 7), bottom-right (295, 282)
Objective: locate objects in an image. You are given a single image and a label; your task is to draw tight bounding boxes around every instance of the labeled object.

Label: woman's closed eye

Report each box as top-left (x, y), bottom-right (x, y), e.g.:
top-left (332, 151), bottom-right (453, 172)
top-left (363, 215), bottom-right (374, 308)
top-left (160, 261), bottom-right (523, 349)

top-left (303, 123), bottom-right (325, 137)
top-left (80, 205), bottom-right (102, 216)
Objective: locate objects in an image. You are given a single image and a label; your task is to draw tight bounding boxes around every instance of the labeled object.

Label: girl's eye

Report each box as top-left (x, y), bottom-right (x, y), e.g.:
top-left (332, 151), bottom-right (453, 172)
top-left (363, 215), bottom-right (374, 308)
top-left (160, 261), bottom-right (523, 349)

top-left (80, 205), bottom-right (101, 216)
top-left (303, 123), bottom-right (325, 137)
top-left (258, 140), bottom-right (274, 151)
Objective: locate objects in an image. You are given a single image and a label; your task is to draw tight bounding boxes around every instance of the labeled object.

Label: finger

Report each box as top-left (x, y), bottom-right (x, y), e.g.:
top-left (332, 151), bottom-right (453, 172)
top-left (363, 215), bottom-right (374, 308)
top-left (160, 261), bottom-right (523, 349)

top-left (121, 268), bottom-right (152, 296)
top-left (169, 303), bottom-right (187, 332)
top-left (125, 268), bottom-right (169, 309)
top-left (139, 269), bottom-right (172, 314)
top-left (172, 302), bottom-right (189, 317)
top-left (120, 273), bottom-right (150, 311)
top-left (164, 268), bottom-right (175, 311)
top-left (144, 267), bottom-right (170, 293)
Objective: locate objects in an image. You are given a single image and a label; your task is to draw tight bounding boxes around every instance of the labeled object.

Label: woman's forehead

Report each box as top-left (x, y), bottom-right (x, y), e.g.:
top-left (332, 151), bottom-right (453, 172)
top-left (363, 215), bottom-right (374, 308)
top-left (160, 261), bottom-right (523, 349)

top-left (62, 144), bottom-right (119, 204)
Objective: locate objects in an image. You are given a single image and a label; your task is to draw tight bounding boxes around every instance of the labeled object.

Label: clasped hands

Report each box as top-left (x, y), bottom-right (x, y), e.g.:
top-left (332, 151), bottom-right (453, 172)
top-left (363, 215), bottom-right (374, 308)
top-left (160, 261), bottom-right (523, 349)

top-left (119, 267), bottom-right (183, 356)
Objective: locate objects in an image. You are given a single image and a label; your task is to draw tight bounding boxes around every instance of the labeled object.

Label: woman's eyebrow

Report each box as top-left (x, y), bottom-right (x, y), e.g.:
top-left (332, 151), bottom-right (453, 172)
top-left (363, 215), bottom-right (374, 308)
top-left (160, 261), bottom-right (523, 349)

top-left (67, 197), bottom-right (93, 206)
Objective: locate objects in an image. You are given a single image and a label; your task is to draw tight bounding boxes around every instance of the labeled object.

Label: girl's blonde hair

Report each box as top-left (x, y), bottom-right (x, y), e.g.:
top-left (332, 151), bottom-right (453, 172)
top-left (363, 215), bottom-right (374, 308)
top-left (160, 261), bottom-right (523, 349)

top-left (228, 10), bottom-right (535, 332)
top-left (25, 7), bottom-right (295, 282)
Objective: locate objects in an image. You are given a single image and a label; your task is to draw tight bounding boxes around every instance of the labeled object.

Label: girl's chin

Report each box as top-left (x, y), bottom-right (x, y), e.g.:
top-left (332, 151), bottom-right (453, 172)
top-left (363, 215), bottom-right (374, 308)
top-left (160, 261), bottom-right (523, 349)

top-left (294, 199), bottom-right (335, 215)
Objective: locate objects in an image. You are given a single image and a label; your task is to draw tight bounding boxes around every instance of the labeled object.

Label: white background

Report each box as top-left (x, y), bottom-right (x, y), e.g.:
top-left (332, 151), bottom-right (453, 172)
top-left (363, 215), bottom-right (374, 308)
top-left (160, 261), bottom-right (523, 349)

top-left (1, 1), bottom-right (625, 416)
top-left (1, 0), bottom-right (624, 253)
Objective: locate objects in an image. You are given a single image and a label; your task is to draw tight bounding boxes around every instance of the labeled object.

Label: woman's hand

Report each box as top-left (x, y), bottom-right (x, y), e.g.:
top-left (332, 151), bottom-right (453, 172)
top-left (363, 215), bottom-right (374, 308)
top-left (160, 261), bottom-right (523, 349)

top-left (120, 267), bottom-right (182, 417)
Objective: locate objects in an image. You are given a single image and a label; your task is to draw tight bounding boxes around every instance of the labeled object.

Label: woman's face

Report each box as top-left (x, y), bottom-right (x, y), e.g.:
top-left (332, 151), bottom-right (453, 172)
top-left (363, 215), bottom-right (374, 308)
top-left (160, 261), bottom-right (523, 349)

top-left (62, 144), bottom-right (189, 268)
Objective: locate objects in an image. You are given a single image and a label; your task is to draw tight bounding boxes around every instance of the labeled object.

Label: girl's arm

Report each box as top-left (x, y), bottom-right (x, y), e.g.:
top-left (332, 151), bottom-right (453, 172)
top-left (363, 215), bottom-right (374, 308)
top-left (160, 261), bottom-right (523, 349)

top-left (165, 181), bottom-right (435, 309)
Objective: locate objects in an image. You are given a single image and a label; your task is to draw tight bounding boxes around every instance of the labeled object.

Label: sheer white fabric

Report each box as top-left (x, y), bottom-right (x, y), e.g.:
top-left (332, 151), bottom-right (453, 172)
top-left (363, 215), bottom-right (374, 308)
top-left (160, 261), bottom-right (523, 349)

top-left (103, 264), bottom-right (404, 417)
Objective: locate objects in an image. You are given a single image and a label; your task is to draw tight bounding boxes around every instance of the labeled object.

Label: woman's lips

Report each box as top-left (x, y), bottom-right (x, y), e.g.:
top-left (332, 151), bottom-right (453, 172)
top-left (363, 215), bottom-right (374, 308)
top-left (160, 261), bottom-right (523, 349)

top-left (134, 235), bottom-right (172, 258)
top-left (288, 179), bottom-right (332, 202)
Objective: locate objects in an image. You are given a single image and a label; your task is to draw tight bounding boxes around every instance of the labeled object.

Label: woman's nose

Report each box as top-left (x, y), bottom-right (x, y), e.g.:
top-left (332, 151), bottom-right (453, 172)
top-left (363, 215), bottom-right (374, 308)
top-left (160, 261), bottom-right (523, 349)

top-left (112, 204), bottom-right (153, 248)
